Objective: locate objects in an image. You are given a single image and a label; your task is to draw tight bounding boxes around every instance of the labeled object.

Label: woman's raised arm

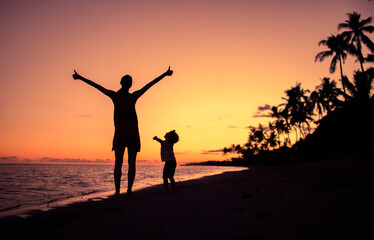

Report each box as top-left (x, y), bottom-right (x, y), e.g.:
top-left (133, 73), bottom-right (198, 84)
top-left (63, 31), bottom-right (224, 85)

top-left (133, 66), bottom-right (173, 99)
top-left (73, 70), bottom-right (114, 98)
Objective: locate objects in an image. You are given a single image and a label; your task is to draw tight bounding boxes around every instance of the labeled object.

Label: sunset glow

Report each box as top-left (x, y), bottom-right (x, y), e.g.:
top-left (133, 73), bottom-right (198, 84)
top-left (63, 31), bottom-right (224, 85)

top-left (1, 0), bottom-right (373, 165)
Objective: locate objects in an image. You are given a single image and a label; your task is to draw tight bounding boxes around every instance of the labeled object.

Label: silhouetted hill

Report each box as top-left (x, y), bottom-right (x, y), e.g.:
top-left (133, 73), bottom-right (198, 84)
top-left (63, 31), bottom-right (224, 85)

top-left (299, 100), bottom-right (374, 160)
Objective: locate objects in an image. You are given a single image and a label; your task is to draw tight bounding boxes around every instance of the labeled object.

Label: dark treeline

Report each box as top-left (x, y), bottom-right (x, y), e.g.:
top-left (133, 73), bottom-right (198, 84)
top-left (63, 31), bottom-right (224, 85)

top-left (221, 11), bottom-right (374, 165)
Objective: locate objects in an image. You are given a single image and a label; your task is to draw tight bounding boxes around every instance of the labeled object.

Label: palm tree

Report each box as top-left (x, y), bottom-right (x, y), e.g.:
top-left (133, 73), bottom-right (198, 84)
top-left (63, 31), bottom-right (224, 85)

top-left (281, 82), bottom-right (312, 141)
top-left (338, 12), bottom-right (374, 72)
top-left (266, 130), bottom-right (279, 150)
top-left (248, 130), bottom-right (258, 154)
top-left (274, 119), bottom-right (290, 146)
top-left (255, 124), bottom-right (267, 150)
top-left (278, 106), bottom-right (293, 144)
top-left (344, 68), bottom-right (374, 103)
top-left (315, 77), bottom-right (343, 114)
top-left (309, 90), bottom-right (323, 120)
top-left (223, 147), bottom-right (231, 160)
top-left (249, 124), bottom-right (268, 151)
top-left (267, 106), bottom-right (292, 146)
top-left (315, 34), bottom-right (351, 95)
top-left (270, 106), bottom-right (281, 118)
top-left (266, 122), bottom-right (279, 149)
top-left (234, 144), bottom-right (242, 158)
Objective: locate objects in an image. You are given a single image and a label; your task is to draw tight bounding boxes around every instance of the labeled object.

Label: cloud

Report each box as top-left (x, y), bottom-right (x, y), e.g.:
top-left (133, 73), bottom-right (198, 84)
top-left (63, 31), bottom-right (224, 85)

top-left (252, 114), bottom-right (269, 118)
top-left (93, 159), bottom-right (112, 163)
top-left (228, 126), bottom-right (248, 129)
top-left (252, 104), bottom-right (272, 118)
top-left (0, 156), bottom-right (18, 162)
top-left (257, 104), bottom-right (271, 111)
top-left (0, 156), bottom-right (32, 164)
top-left (175, 151), bottom-right (191, 155)
top-left (201, 149), bottom-right (223, 155)
top-left (39, 157), bottom-right (112, 164)
top-left (0, 156), bottom-right (115, 164)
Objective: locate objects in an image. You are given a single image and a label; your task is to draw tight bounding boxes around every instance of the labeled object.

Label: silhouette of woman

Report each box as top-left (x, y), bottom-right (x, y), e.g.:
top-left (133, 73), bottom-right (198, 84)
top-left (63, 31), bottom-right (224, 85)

top-left (72, 67), bottom-right (173, 195)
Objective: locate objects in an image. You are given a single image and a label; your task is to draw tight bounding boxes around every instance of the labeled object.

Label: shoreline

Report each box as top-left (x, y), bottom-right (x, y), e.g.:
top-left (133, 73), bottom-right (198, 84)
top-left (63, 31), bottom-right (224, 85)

top-left (0, 189), bottom-right (116, 219)
top-left (1, 160), bottom-right (373, 240)
top-left (0, 166), bottom-right (247, 219)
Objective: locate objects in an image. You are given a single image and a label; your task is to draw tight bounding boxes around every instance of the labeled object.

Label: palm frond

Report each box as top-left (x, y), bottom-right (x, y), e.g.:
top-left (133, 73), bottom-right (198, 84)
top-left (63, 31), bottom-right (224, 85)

top-left (361, 35), bottom-right (374, 52)
top-left (318, 39), bottom-right (328, 46)
top-left (329, 55), bottom-right (338, 73)
top-left (365, 54), bottom-right (374, 63)
top-left (360, 17), bottom-right (373, 28)
top-left (346, 43), bottom-right (358, 55)
top-left (341, 52), bottom-right (348, 63)
top-left (315, 51), bottom-right (332, 62)
top-left (361, 25), bottom-right (374, 33)
top-left (342, 76), bottom-right (356, 96)
top-left (338, 22), bottom-right (349, 31)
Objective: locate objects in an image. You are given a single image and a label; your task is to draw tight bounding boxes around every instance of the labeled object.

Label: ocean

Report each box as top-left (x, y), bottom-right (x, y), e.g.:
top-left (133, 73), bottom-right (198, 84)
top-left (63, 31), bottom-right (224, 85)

top-left (0, 164), bottom-right (246, 216)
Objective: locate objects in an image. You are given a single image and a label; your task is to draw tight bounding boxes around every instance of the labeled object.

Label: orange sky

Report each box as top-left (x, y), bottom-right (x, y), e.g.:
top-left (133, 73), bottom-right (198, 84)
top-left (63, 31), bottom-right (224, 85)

top-left (0, 0), bottom-right (373, 165)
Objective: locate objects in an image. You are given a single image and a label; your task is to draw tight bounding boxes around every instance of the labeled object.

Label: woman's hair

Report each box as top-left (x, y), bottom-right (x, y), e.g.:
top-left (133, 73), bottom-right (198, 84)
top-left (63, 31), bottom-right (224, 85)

top-left (167, 130), bottom-right (179, 144)
top-left (120, 75), bottom-right (132, 89)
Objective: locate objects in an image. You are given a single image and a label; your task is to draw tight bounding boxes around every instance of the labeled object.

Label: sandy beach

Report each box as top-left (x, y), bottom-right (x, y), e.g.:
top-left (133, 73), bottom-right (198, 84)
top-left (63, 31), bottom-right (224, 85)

top-left (1, 160), bottom-right (373, 240)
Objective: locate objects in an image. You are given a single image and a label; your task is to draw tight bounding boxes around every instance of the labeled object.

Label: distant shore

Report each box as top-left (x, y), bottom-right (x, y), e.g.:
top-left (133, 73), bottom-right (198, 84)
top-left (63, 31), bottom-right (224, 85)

top-left (1, 159), bottom-right (373, 240)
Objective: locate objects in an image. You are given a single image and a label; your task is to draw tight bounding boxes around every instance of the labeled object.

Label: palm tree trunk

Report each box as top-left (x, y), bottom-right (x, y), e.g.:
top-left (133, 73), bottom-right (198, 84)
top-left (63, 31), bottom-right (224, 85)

top-left (338, 55), bottom-right (347, 97)
top-left (356, 36), bottom-right (365, 72)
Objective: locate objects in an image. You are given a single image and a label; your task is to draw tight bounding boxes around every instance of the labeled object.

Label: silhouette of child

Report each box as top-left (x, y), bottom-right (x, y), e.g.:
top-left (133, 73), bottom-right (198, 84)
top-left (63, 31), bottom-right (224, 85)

top-left (153, 130), bottom-right (179, 192)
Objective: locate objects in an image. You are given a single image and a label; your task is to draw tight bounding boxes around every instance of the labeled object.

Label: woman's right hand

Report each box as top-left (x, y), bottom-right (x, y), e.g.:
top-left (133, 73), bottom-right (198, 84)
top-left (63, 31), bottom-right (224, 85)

top-left (72, 70), bottom-right (82, 80)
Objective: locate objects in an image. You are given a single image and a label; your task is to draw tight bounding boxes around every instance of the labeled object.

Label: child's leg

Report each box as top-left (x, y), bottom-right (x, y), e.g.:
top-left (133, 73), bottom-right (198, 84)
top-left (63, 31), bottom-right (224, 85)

top-left (169, 161), bottom-right (177, 191)
top-left (163, 163), bottom-right (169, 191)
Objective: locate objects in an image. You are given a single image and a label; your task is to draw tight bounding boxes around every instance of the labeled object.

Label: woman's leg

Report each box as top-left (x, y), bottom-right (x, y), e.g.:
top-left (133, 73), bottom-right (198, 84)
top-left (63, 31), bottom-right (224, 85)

top-left (114, 148), bottom-right (125, 195)
top-left (163, 177), bottom-right (168, 191)
top-left (170, 177), bottom-right (176, 191)
top-left (127, 146), bottom-right (137, 194)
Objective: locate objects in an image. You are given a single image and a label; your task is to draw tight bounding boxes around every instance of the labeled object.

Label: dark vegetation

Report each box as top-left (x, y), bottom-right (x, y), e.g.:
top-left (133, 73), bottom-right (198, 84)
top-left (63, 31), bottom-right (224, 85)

top-left (194, 12), bottom-right (374, 166)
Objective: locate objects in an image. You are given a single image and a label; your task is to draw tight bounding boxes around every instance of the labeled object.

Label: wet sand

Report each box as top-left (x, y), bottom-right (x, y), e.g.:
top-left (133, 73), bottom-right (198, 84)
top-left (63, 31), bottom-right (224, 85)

top-left (1, 160), bottom-right (373, 240)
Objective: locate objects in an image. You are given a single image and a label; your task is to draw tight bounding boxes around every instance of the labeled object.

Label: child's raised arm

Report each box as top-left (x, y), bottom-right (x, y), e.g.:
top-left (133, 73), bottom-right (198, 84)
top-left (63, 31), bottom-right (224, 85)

top-left (153, 136), bottom-right (163, 144)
